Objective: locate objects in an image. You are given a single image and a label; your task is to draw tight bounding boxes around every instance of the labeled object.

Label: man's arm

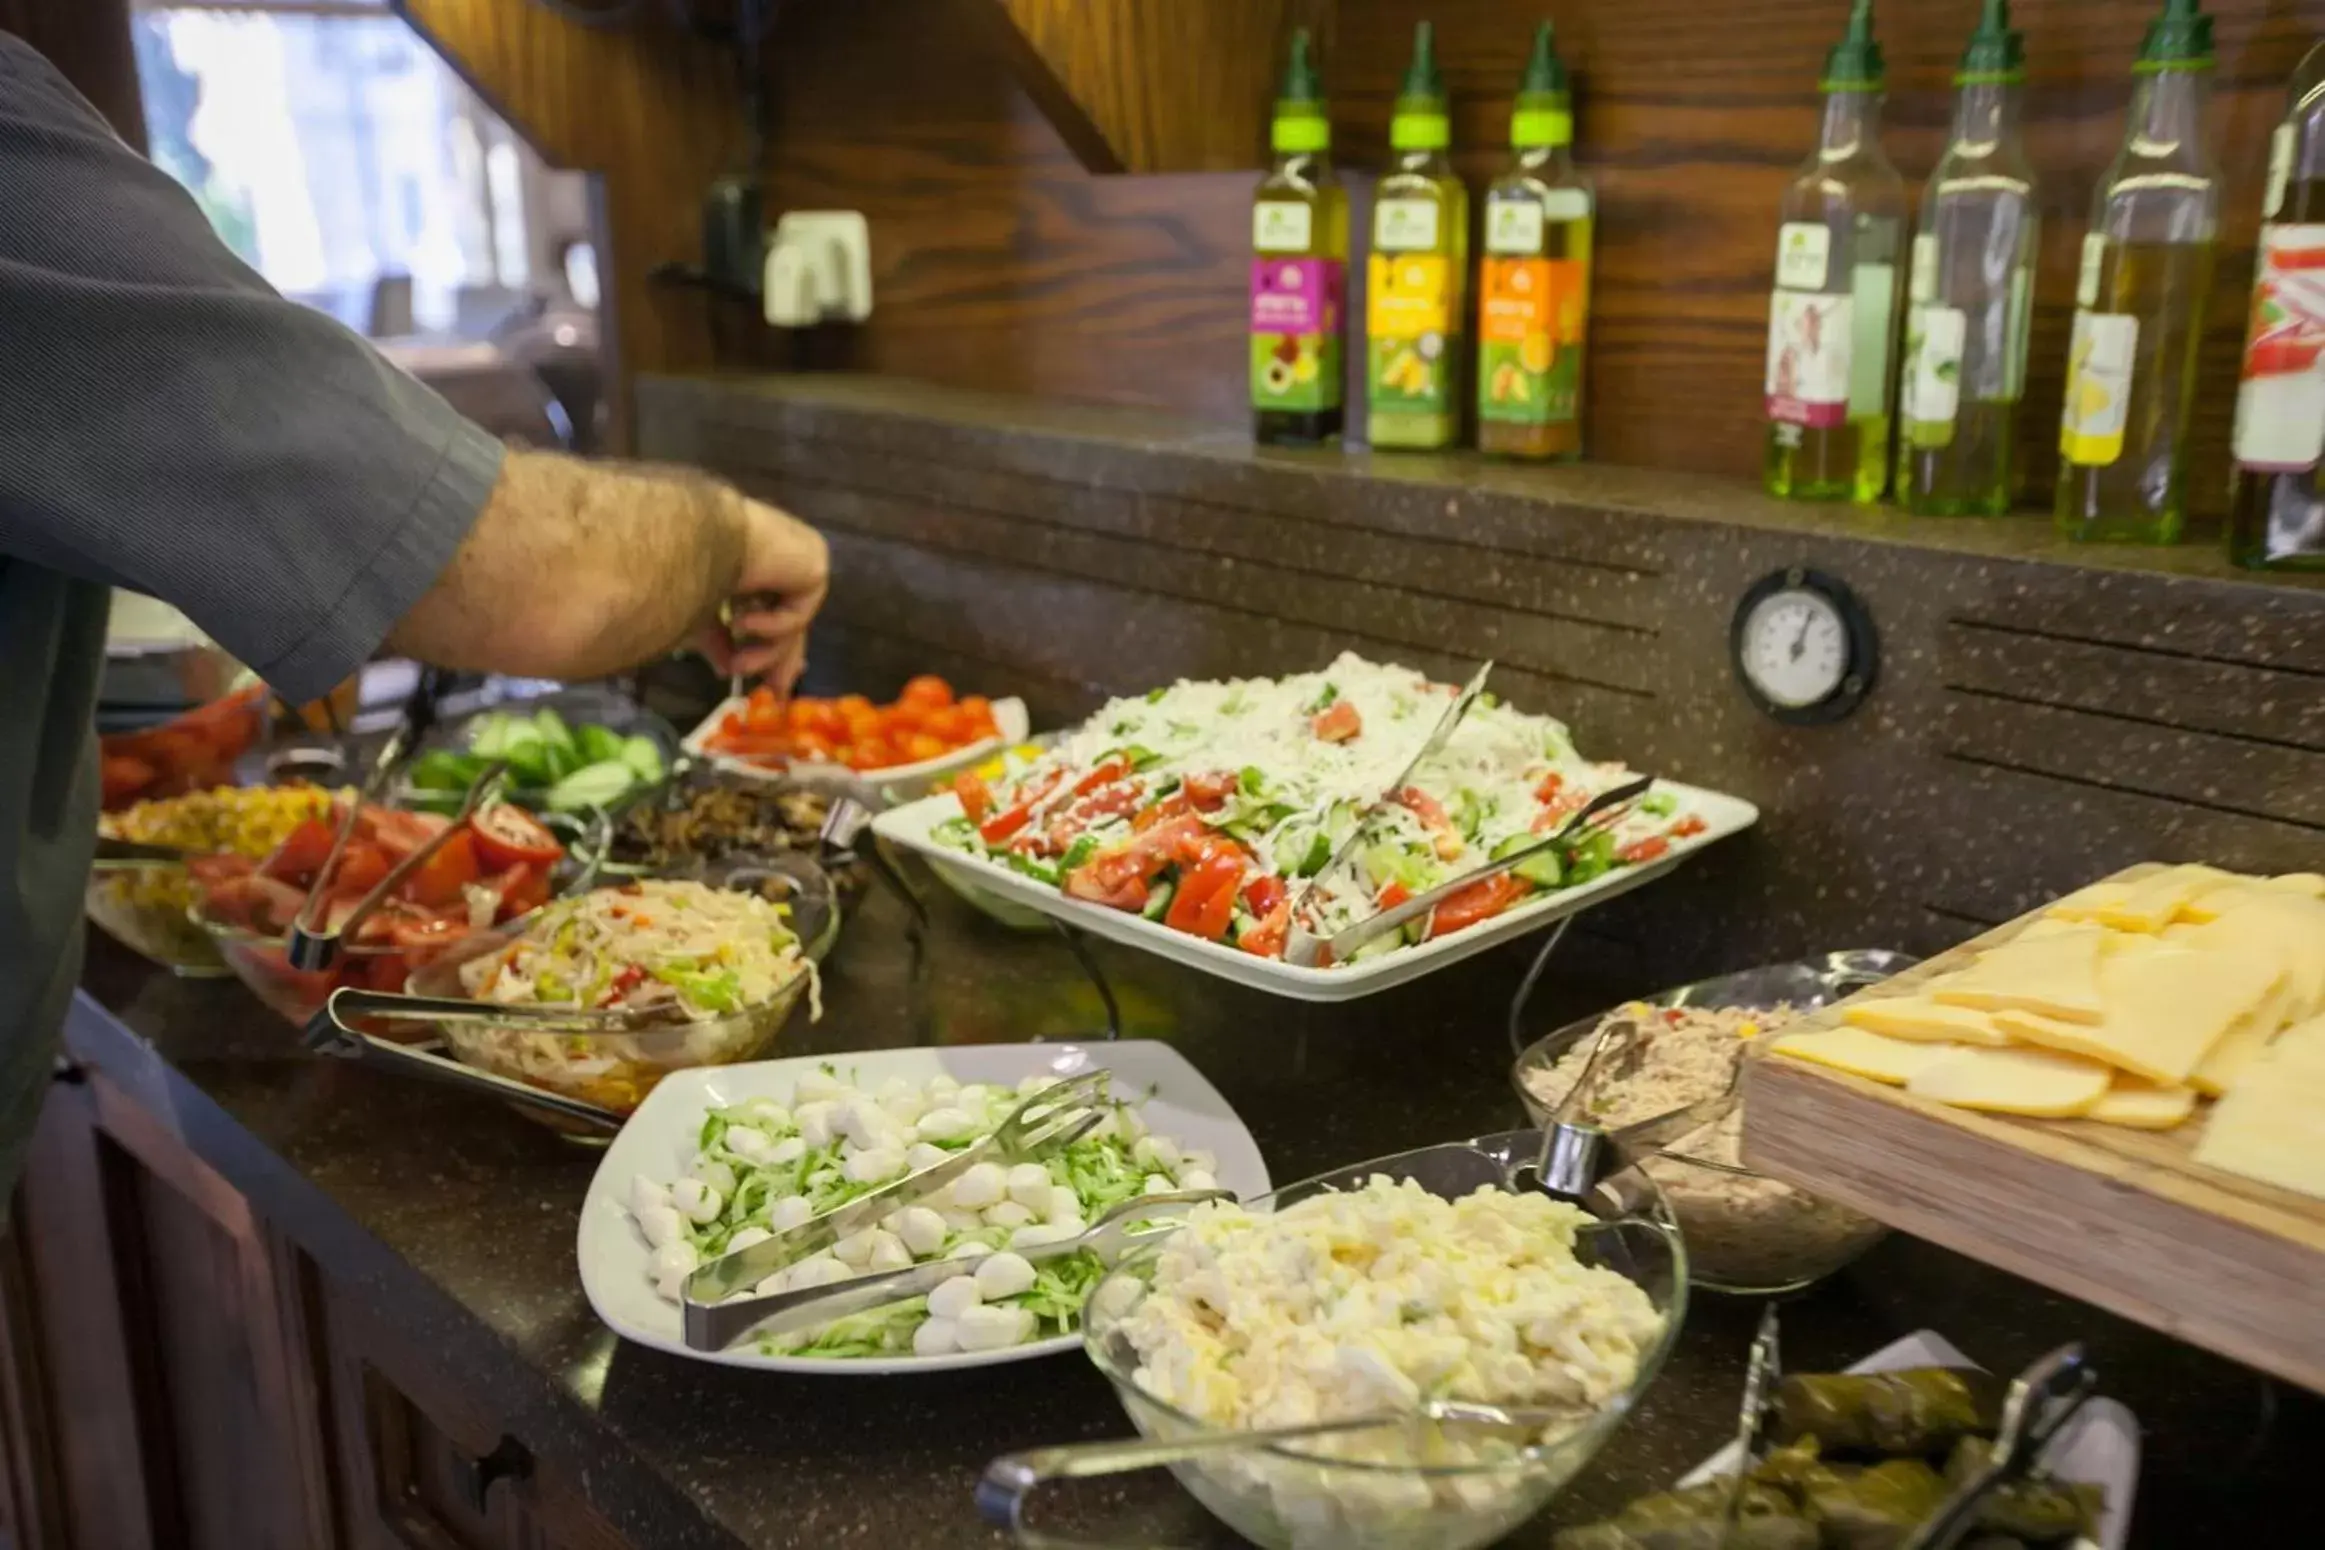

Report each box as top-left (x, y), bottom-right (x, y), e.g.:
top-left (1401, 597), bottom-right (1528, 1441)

top-left (0, 37), bottom-right (822, 701)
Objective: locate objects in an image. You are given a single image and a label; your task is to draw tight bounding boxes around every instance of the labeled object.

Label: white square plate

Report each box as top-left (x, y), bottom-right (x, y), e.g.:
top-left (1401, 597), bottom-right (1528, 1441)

top-left (873, 782), bottom-right (1760, 1003)
top-left (576, 1041), bottom-right (1271, 1375)
top-left (682, 695), bottom-right (1031, 788)
top-left (1676, 1328), bottom-right (2138, 1550)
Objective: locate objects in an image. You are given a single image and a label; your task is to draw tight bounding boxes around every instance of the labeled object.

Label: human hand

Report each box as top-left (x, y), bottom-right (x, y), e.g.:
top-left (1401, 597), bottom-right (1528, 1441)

top-left (698, 498), bottom-right (828, 691)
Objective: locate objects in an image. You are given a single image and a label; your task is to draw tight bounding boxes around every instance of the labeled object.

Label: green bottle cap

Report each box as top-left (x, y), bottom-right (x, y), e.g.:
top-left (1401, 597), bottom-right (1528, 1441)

top-left (1957, 0), bottom-right (2026, 84)
top-left (1511, 21), bottom-right (1574, 149)
top-left (1820, 0), bottom-right (1885, 93)
top-left (1271, 29), bottom-right (1331, 153)
top-left (2135, 0), bottom-right (2214, 72)
top-left (1391, 21), bottom-right (1451, 151)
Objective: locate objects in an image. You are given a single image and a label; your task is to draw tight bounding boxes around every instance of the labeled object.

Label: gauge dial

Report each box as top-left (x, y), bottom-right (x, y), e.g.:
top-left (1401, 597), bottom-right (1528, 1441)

top-left (1730, 569), bottom-right (1879, 724)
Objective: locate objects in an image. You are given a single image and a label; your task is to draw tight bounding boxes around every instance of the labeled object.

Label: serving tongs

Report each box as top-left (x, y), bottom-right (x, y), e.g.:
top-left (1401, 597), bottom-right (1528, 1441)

top-left (1528, 1008), bottom-right (1742, 1209)
top-left (1899, 1344), bottom-right (2097, 1550)
top-left (681, 1072), bottom-right (1121, 1349)
top-left (92, 835), bottom-right (208, 868)
top-left (1282, 661), bottom-right (1494, 968)
top-left (1715, 1305), bottom-right (1785, 1546)
top-left (284, 756), bottom-right (510, 971)
top-left (1295, 772), bottom-right (1657, 970)
top-left (301, 985), bottom-right (636, 1133)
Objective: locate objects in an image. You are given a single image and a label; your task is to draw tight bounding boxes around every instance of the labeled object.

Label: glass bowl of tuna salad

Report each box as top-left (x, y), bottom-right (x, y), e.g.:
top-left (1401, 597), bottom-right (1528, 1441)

top-left (1512, 952), bottom-right (1913, 1296)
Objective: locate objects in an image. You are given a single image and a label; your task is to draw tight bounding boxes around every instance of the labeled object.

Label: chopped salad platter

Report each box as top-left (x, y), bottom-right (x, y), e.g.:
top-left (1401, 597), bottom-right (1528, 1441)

top-left (874, 654), bottom-right (1756, 1001)
top-left (576, 1042), bottom-right (1269, 1374)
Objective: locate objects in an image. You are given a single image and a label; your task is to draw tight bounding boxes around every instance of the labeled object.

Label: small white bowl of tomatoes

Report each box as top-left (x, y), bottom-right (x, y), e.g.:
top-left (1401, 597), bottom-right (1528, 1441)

top-left (686, 674), bottom-right (1029, 796)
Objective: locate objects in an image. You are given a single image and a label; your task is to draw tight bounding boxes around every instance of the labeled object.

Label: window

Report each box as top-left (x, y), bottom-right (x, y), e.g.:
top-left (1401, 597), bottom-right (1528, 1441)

top-left (131, 1), bottom-right (593, 340)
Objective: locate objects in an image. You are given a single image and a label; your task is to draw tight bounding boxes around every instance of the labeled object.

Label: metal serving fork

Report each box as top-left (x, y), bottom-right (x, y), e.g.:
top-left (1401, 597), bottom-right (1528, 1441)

top-left (687, 1189), bottom-right (1228, 1354)
top-left (681, 1071), bottom-right (1112, 1346)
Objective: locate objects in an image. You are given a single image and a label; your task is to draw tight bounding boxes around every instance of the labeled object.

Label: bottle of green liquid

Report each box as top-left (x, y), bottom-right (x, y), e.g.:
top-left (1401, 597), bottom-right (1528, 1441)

top-left (1251, 30), bottom-right (1349, 447)
top-left (1899, 0), bottom-right (2038, 516)
top-left (1367, 21), bottom-right (1468, 451)
top-left (1763, 0), bottom-right (1908, 503)
top-left (2056, 0), bottom-right (2219, 544)
top-left (1478, 21), bottom-right (1594, 462)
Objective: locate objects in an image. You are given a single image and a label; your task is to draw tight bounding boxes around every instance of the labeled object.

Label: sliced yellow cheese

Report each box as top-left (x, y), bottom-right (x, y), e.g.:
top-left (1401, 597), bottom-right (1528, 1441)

top-left (1906, 1044), bottom-right (2112, 1118)
top-left (2182, 892), bottom-right (2325, 1020)
top-left (2177, 883), bottom-right (2270, 926)
top-left (2193, 1018), bottom-right (2325, 1200)
top-left (2045, 880), bottom-right (2132, 923)
top-left (2189, 974), bottom-right (2301, 1098)
top-left (2265, 872), bottom-right (2325, 899)
top-left (2088, 1077), bottom-right (2199, 1130)
top-left (1930, 925), bottom-right (2107, 1023)
top-left (1992, 944), bottom-right (2278, 1085)
top-left (2016, 916), bottom-right (2096, 942)
top-left (1842, 996), bottom-right (2014, 1047)
top-left (2094, 864), bottom-right (2241, 933)
top-left (1771, 1027), bottom-right (1956, 1086)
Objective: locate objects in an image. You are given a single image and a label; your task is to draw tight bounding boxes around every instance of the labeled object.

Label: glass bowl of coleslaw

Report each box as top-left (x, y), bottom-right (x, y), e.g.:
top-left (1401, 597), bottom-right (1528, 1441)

top-left (1071, 1137), bottom-right (1685, 1550)
top-left (406, 857), bottom-right (837, 1131)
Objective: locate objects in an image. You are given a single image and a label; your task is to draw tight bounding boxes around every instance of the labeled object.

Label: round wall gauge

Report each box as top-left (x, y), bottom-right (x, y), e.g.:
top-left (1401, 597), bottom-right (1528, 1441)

top-left (1730, 567), bottom-right (1879, 724)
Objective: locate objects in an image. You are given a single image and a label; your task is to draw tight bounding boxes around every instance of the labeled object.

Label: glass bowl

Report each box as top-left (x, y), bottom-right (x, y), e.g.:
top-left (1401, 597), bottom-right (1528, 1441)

top-left (394, 684), bottom-right (681, 818)
top-left (1077, 1134), bottom-right (1686, 1550)
top-left (1510, 951), bottom-right (1914, 1297)
top-left (402, 854), bottom-right (839, 1133)
top-left (190, 808), bottom-right (606, 1027)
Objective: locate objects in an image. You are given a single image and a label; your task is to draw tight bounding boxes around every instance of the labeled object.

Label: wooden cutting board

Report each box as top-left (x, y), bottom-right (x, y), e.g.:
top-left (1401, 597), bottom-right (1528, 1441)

top-left (1741, 865), bottom-right (2325, 1394)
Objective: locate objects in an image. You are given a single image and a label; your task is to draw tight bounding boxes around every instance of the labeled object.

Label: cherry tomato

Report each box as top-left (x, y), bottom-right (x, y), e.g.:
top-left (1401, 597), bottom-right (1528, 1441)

top-left (468, 804), bottom-right (565, 870)
top-left (902, 732), bottom-right (948, 762)
top-left (901, 675), bottom-right (954, 709)
top-left (403, 831), bottom-right (482, 908)
top-left (958, 695), bottom-right (996, 730)
top-left (1427, 873), bottom-right (1529, 939)
top-left (1311, 702), bottom-right (1362, 743)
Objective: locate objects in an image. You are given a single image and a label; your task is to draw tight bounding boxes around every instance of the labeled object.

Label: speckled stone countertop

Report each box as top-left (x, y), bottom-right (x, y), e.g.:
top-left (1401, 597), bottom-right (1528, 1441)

top-left (73, 877), bottom-right (2318, 1548)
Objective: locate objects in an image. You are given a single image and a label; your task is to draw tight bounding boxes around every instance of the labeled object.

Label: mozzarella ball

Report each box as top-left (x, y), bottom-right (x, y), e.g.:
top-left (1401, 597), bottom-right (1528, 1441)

top-left (983, 1201), bottom-right (1036, 1229)
top-left (1141, 1173), bottom-right (1178, 1197)
top-left (949, 1161), bottom-right (1007, 1210)
top-left (891, 1206), bottom-right (948, 1258)
top-left (1133, 1135), bottom-right (1181, 1173)
top-left (742, 1097), bottom-right (791, 1129)
top-left (915, 1106), bottom-right (977, 1143)
top-left (725, 1226), bottom-right (772, 1254)
top-left (838, 1100), bottom-right (896, 1152)
top-left (940, 1207), bottom-right (986, 1235)
top-left (628, 1174), bottom-right (671, 1219)
top-left (767, 1135), bottom-right (807, 1166)
top-left (671, 1177), bottom-right (723, 1224)
top-left (973, 1251), bottom-right (1038, 1300)
top-left (1114, 1105), bottom-right (1147, 1143)
top-left (785, 1253), bottom-right (848, 1290)
top-left (866, 1232), bottom-right (913, 1273)
top-left (689, 1158), bottom-right (737, 1196)
top-left (754, 1270), bottom-right (791, 1296)
top-left (927, 1274), bottom-right (984, 1321)
top-left (955, 1303), bottom-right (1038, 1351)
top-left (946, 1239), bottom-right (994, 1261)
top-left (793, 1069), bottom-right (841, 1104)
top-left (722, 1125), bottom-right (773, 1163)
top-left (905, 1142), bottom-right (950, 1174)
top-left (912, 1317), bottom-right (959, 1357)
top-left (1009, 1222), bottom-right (1078, 1250)
top-left (637, 1204), bottom-right (685, 1249)
top-left (1178, 1168), bottom-right (1218, 1193)
top-left (1006, 1163), bottom-right (1054, 1211)
top-left (1044, 1185), bottom-right (1083, 1224)
top-left (1182, 1148), bottom-right (1218, 1176)
top-left (648, 1240), bottom-right (698, 1289)
top-left (769, 1195), bottom-right (815, 1231)
top-left (831, 1228), bottom-right (877, 1267)
top-left (795, 1101), bottom-right (838, 1148)
top-left (925, 1073), bottom-right (960, 1099)
top-left (844, 1147), bottom-right (906, 1185)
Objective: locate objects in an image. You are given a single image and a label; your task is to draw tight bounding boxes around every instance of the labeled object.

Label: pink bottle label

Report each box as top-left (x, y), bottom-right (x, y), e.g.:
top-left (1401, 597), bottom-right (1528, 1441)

top-left (1250, 258), bottom-right (1345, 335)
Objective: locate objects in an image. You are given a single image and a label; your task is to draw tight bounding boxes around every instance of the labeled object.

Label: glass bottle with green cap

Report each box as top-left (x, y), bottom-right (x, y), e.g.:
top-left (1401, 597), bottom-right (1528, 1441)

top-left (1762, 0), bottom-right (1908, 503)
top-left (1899, 0), bottom-right (2040, 516)
top-left (1478, 20), bottom-right (1594, 461)
top-left (2056, 0), bottom-right (2220, 543)
top-left (1252, 29), bottom-right (1349, 447)
top-left (1367, 20), bottom-right (1469, 451)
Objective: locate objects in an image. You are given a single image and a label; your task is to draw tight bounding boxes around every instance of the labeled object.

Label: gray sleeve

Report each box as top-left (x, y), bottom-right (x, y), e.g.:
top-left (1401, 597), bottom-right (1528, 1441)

top-left (0, 37), bottom-right (505, 704)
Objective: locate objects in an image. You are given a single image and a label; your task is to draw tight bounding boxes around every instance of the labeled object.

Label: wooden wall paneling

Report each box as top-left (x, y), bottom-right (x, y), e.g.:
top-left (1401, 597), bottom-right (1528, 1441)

top-left (0, 0), bottom-right (146, 146)
top-left (968, 0), bottom-right (1336, 173)
top-left (394, 0), bottom-right (750, 450)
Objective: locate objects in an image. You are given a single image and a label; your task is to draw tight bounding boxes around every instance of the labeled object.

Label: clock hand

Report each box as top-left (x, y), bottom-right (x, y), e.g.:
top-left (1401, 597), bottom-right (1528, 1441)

top-left (1789, 610), bottom-right (1814, 662)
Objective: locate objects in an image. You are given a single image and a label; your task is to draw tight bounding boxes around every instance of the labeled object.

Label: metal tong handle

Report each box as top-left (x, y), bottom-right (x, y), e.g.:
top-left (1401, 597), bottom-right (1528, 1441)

top-left (683, 1191), bottom-right (1227, 1353)
top-left (300, 989), bottom-right (626, 1133)
top-left (287, 758), bottom-right (508, 971)
top-left (1531, 1009), bottom-right (1739, 1204)
top-left (315, 984), bottom-right (675, 1034)
top-left (1900, 1344), bottom-right (2096, 1550)
top-left (93, 836), bottom-right (204, 867)
top-left (1325, 774), bottom-right (1655, 967)
top-left (1717, 1304), bottom-right (1784, 1546)
top-left (977, 1398), bottom-right (1569, 1550)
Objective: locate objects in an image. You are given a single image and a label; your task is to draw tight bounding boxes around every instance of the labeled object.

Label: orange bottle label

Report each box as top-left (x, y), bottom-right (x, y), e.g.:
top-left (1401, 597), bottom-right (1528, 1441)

top-left (1477, 258), bottom-right (1584, 425)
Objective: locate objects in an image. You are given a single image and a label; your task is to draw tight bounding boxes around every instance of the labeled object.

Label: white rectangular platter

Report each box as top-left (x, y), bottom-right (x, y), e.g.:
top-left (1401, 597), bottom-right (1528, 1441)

top-left (577, 1041), bottom-right (1271, 1375)
top-left (1676, 1328), bottom-right (2137, 1550)
top-left (682, 694), bottom-right (1031, 790)
top-left (873, 782), bottom-right (1760, 1003)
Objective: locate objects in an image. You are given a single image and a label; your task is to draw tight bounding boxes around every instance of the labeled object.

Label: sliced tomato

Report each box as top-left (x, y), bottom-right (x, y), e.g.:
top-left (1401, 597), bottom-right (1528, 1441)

top-left (1238, 900), bottom-right (1291, 958)
top-left (1182, 770), bottom-right (1237, 811)
top-left (332, 841), bottom-right (390, 897)
top-left (477, 862), bottom-right (550, 920)
top-left (1241, 874), bottom-right (1288, 917)
top-left (610, 963), bottom-right (648, 999)
top-left (1375, 880), bottom-right (1412, 911)
top-left (1533, 771), bottom-right (1566, 803)
top-left (1164, 851), bottom-right (1243, 940)
top-left (363, 807), bottom-right (449, 859)
top-left (468, 804), bottom-right (564, 870)
top-left (262, 819), bottom-right (339, 883)
top-left (1133, 793), bottom-right (1191, 832)
top-left (1670, 814), bottom-right (1708, 840)
top-left (1072, 757), bottom-right (1134, 798)
top-left (1311, 701), bottom-right (1363, 743)
top-left (100, 754), bottom-right (156, 807)
top-left (952, 773), bottom-right (994, 824)
top-left (1063, 854), bottom-right (1151, 912)
top-left (1427, 873), bottom-right (1530, 939)
top-left (389, 914), bottom-right (466, 953)
top-left (403, 831), bottom-right (482, 908)
top-left (1616, 835), bottom-right (1670, 863)
top-left (979, 805), bottom-right (1034, 845)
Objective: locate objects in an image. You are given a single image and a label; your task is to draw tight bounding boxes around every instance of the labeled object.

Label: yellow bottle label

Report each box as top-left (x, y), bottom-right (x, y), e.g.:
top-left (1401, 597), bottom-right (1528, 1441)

top-left (1367, 253), bottom-right (1454, 412)
top-left (2060, 310), bottom-right (2139, 467)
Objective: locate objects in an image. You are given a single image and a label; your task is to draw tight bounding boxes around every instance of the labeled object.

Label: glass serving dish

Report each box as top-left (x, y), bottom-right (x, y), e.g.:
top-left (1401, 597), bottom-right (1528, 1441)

top-left (311, 855), bottom-right (839, 1140)
top-left (394, 683), bottom-right (682, 818)
top-left (1054, 1133), bottom-right (1687, 1550)
top-left (1511, 951), bottom-right (1914, 1296)
top-left (190, 810), bottom-right (607, 1027)
top-left (86, 866), bottom-right (231, 976)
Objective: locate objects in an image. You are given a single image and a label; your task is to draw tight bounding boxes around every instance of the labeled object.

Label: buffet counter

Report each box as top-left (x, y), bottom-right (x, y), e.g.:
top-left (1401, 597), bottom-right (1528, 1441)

top-left (19, 877), bottom-right (2319, 1548)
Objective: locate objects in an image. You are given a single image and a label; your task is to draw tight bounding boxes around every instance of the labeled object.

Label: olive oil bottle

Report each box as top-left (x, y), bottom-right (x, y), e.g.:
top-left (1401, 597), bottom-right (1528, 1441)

top-left (1251, 30), bottom-right (1349, 446)
top-left (1898, 0), bottom-right (2038, 516)
top-left (2056, 0), bottom-right (2219, 544)
top-left (1762, 0), bottom-right (1908, 503)
top-left (1367, 21), bottom-right (1468, 451)
top-left (1478, 21), bottom-right (1594, 461)
top-left (2227, 39), bottom-right (2325, 570)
